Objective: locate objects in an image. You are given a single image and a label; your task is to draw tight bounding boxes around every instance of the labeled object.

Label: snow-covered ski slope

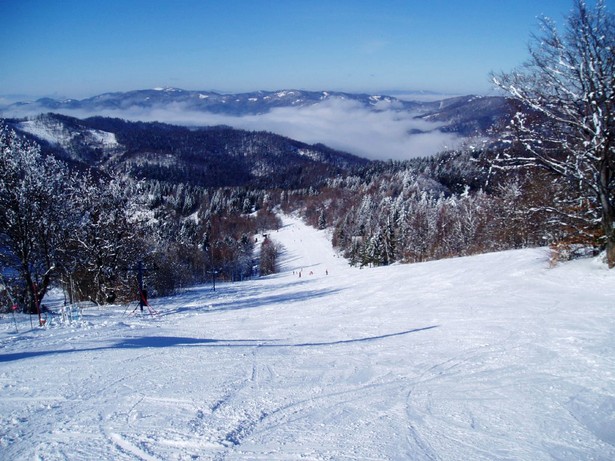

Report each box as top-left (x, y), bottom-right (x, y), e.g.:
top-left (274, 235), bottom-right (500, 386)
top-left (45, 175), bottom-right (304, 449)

top-left (1, 215), bottom-right (614, 460)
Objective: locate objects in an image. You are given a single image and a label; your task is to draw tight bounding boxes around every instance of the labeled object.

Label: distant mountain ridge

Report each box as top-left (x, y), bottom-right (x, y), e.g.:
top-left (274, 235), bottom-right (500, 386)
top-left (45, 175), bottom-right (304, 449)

top-left (6, 88), bottom-right (421, 115)
top-left (3, 88), bottom-right (514, 137)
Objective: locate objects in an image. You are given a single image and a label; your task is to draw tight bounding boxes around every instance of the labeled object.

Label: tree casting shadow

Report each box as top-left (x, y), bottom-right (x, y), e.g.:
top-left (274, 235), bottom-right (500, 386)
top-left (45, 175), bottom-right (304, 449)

top-left (0, 326), bottom-right (439, 362)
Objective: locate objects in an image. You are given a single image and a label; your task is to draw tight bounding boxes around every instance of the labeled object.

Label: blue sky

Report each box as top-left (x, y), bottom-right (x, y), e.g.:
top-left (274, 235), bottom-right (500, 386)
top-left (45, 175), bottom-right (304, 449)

top-left (1, 0), bottom-right (576, 99)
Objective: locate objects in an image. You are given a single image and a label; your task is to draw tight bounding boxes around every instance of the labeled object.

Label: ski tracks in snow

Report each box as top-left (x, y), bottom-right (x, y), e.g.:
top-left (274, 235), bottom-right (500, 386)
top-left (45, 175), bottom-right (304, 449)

top-left (2, 215), bottom-right (615, 460)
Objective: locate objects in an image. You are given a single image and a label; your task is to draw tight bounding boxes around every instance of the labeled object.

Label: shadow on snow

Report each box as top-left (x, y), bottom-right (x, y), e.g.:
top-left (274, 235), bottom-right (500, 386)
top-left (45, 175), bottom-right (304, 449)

top-left (0, 326), bottom-right (439, 362)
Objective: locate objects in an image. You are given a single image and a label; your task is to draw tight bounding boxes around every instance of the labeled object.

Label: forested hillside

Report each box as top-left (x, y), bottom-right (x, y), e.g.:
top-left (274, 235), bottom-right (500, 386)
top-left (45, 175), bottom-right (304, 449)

top-left (9, 113), bottom-right (368, 188)
top-left (0, 95), bottom-right (604, 314)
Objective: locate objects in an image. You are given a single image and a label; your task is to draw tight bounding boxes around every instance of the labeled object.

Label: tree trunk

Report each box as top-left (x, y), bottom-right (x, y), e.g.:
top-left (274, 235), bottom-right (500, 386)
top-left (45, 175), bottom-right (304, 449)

top-left (600, 194), bottom-right (615, 268)
top-left (606, 240), bottom-right (615, 268)
top-left (599, 162), bottom-right (615, 268)
top-left (605, 210), bottom-right (615, 268)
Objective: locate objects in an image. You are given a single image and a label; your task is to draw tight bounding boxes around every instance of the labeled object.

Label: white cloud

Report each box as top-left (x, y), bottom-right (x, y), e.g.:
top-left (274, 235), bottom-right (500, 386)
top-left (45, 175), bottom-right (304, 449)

top-left (5, 98), bottom-right (463, 161)
top-left (227, 99), bottom-right (462, 160)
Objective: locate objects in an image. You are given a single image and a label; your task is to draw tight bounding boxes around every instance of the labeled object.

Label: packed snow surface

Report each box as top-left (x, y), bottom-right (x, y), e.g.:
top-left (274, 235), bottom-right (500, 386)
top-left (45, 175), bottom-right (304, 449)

top-left (1, 215), bottom-right (614, 460)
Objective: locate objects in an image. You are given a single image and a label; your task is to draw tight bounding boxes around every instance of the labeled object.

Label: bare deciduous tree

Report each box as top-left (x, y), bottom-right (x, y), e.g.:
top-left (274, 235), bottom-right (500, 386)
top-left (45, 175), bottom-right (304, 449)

top-left (0, 125), bottom-right (79, 316)
top-left (492, 0), bottom-right (615, 266)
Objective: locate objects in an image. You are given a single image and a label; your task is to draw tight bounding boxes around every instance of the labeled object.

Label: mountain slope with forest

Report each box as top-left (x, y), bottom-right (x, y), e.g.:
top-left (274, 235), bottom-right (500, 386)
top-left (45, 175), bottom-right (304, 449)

top-left (7, 113), bottom-right (368, 189)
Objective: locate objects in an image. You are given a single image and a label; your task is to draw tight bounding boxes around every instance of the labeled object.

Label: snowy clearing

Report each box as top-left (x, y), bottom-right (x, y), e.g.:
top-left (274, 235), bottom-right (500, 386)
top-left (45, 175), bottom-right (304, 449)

top-left (1, 215), bottom-right (614, 460)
